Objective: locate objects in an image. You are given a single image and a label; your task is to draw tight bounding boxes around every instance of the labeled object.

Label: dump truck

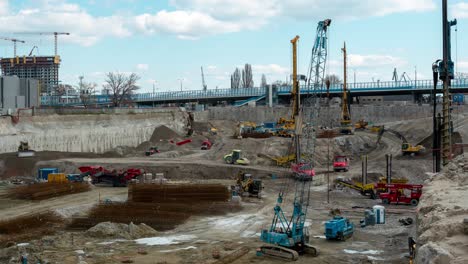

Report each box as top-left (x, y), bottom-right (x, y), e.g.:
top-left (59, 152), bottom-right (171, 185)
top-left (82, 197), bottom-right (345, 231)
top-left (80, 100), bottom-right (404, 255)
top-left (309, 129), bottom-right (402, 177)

top-left (333, 155), bottom-right (349, 172)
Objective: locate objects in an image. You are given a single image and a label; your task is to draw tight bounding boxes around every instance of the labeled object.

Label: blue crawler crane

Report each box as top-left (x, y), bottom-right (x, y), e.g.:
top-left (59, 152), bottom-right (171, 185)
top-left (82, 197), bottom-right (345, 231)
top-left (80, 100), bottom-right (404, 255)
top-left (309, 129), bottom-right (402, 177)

top-left (257, 176), bottom-right (317, 260)
top-left (325, 216), bottom-right (354, 241)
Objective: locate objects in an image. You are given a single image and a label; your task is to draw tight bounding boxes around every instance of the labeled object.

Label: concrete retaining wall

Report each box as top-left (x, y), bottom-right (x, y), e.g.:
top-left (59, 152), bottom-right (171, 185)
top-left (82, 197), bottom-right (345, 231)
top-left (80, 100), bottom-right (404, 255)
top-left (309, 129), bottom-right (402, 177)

top-left (202, 104), bottom-right (468, 126)
top-left (0, 109), bottom-right (188, 154)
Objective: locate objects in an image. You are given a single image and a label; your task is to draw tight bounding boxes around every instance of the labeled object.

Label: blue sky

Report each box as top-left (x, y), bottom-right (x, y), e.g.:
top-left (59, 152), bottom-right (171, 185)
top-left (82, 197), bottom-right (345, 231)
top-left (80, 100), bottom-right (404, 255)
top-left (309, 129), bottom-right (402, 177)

top-left (0, 0), bottom-right (467, 93)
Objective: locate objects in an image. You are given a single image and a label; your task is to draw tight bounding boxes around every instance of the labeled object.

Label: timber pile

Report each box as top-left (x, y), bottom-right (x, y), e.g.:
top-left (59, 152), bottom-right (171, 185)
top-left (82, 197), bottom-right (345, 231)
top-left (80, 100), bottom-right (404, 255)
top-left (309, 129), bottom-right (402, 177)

top-left (8, 182), bottom-right (91, 200)
top-left (0, 212), bottom-right (64, 247)
top-left (70, 184), bottom-right (239, 231)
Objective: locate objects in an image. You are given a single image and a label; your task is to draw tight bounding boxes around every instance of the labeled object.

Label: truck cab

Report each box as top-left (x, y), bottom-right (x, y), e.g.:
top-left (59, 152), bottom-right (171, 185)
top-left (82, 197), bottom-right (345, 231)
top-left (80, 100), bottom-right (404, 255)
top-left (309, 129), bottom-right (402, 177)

top-left (333, 156), bottom-right (349, 172)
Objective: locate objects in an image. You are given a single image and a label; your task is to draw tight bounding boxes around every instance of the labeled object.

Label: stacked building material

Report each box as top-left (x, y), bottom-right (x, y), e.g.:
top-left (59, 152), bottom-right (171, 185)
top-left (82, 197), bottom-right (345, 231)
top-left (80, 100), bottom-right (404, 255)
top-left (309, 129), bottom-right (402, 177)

top-left (128, 184), bottom-right (230, 203)
top-left (8, 182), bottom-right (91, 200)
top-left (0, 212), bottom-right (64, 247)
top-left (70, 184), bottom-right (239, 231)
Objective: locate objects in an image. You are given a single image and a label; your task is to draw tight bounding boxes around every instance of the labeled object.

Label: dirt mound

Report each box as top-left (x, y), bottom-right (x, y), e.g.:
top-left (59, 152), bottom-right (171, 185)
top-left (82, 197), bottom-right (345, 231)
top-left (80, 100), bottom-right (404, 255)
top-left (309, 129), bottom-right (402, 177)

top-left (86, 222), bottom-right (158, 239)
top-left (416, 155), bottom-right (468, 263)
top-left (150, 125), bottom-right (180, 142)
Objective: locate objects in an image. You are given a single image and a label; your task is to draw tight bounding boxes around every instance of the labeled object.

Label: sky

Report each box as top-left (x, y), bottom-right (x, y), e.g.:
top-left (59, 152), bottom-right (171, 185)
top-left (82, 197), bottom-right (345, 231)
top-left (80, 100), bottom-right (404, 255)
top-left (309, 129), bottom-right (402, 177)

top-left (0, 0), bottom-right (467, 93)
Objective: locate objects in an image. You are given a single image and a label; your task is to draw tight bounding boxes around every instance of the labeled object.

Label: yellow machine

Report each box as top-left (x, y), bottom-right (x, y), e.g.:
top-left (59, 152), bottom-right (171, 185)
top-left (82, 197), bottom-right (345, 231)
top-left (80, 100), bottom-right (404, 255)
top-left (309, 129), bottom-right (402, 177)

top-left (224, 150), bottom-right (250, 165)
top-left (339, 43), bottom-right (353, 135)
top-left (275, 36), bottom-right (301, 138)
top-left (354, 120), bottom-right (368, 130)
top-left (402, 142), bottom-right (425, 155)
top-left (335, 179), bottom-right (376, 199)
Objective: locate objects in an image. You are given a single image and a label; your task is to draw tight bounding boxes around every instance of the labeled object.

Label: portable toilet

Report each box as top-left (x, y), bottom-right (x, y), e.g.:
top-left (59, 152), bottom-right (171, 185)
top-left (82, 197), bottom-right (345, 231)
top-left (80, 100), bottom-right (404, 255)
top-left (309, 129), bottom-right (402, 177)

top-left (38, 168), bottom-right (58, 181)
top-left (373, 205), bottom-right (386, 224)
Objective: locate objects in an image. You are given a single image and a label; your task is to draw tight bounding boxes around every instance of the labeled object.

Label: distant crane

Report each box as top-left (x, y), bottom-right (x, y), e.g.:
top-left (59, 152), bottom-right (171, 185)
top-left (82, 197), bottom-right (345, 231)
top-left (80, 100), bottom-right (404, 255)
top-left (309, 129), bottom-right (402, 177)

top-left (16, 32), bottom-right (70, 56)
top-left (201, 66), bottom-right (207, 91)
top-left (0, 37), bottom-right (25, 57)
top-left (28, 46), bottom-right (39, 56)
top-left (392, 68), bottom-right (412, 83)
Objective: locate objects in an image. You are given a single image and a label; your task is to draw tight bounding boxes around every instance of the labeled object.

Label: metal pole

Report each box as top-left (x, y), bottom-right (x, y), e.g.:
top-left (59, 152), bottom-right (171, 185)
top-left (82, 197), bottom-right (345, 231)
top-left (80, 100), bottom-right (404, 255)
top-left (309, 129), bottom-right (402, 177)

top-left (442, 0), bottom-right (452, 165)
top-left (152, 82), bottom-right (155, 108)
top-left (432, 62), bottom-right (439, 172)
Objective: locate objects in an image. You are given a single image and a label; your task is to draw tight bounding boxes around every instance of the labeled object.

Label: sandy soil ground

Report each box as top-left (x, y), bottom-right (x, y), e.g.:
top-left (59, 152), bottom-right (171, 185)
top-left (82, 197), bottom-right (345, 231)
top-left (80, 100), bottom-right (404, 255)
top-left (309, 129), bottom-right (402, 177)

top-left (1, 115), bottom-right (466, 263)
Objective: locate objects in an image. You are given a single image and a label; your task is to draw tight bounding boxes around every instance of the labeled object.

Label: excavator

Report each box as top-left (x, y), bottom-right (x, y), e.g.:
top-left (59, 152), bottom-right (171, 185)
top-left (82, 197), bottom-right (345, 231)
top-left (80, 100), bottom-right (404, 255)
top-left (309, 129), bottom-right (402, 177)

top-left (258, 21), bottom-right (331, 259)
top-left (339, 43), bottom-right (353, 135)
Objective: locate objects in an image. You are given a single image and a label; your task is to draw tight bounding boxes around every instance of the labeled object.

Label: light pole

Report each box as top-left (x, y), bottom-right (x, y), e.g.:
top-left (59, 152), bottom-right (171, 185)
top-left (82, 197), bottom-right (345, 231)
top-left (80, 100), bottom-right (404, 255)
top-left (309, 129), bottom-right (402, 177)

top-left (178, 78), bottom-right (184, 92)
top-left (152, 81), bottom-right (156, 108)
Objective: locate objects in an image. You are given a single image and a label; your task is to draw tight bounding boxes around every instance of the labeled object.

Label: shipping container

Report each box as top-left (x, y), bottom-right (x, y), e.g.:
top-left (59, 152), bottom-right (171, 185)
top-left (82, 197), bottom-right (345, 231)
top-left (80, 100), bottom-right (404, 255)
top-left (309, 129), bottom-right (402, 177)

top-left (38, 168), bottom-right (58, 181)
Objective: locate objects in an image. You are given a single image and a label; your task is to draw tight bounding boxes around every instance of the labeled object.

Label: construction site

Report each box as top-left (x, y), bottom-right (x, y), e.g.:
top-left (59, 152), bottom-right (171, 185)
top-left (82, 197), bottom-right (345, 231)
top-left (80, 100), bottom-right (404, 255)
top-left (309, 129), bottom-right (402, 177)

top-left (1, 1), bottom-right (468, 264)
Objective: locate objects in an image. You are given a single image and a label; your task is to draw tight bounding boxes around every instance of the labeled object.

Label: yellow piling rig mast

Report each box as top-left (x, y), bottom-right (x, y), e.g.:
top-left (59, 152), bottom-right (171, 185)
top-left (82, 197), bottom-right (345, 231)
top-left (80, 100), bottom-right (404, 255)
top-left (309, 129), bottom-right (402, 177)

top-left (340, 42), bottom-right (353, 135)
top-left (277, 36), bottom-right (301, 137)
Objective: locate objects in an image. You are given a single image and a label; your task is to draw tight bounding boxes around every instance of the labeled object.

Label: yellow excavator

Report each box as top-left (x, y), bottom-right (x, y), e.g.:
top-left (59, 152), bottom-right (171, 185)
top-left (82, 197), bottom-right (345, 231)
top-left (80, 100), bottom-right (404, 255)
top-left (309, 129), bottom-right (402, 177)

top-left (339, 43), bottom-right (353, 135)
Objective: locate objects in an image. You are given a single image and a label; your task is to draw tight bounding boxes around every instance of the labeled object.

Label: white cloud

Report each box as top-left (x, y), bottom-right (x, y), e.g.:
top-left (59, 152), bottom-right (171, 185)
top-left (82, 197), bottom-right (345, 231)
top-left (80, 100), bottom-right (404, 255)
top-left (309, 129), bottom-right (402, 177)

top-left (136, 63), bottom-right (149, 71)
top-left (0, 0), bottom-right (437, 46)
top-left (252, 64), bottom-right (289, 75)
top-left (330, 54), bottom-right (407, 68)
top-left (134, 10), bottom-right (244, 39)
top-left (451, 2), bottom-right (468, 18)
top-left (281, 0), bottom-right (435, 19)
top-left (458, 61), bottom-right (468, 71)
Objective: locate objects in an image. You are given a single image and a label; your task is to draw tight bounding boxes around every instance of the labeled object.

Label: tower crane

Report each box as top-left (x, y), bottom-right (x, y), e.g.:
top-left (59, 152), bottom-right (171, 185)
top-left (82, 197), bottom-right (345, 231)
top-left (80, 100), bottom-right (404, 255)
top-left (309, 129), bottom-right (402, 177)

top-left (16, 32), bottom-right (70, 56)
top-left (201, 66), bottom-right (207, 91)
top-left (0, 37), bottom-right (25, 57)
top-left (340, 42), bottom-right (353, 134)
top-left (257, 35), bottom-right (317, 261)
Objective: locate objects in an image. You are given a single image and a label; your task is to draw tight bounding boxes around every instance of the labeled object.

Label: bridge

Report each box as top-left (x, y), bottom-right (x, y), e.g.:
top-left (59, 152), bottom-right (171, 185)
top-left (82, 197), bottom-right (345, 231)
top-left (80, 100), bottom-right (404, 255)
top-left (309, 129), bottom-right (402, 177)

top-left (41, 78), bottom-right (468, 107)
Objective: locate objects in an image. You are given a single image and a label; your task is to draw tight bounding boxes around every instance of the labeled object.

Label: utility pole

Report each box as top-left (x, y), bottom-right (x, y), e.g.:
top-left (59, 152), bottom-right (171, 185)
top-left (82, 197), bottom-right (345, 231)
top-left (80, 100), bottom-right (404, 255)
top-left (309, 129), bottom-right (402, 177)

top-left (152, 82), bottom-right (156, 108)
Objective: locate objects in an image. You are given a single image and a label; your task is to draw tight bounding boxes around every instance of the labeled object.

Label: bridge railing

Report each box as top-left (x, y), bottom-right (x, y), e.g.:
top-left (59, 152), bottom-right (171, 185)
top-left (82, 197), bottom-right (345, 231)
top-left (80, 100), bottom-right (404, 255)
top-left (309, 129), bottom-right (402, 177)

top-left (40, 78), bottom-right (468, 106)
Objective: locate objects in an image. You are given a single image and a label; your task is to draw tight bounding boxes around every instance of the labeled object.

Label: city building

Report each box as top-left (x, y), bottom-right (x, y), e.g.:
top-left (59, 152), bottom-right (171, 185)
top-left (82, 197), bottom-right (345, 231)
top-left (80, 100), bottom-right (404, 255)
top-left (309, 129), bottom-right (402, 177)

top-left (0, 76), bottom-right (40, 114)
top-left (1, 56), bottom-right (60, 95)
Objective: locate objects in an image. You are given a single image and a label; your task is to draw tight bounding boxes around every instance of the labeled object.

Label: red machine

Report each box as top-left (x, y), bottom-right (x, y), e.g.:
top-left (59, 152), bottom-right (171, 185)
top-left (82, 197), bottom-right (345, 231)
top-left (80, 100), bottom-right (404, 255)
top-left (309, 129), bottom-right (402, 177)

top-left (333, 155), bottom-right (349, 172)
top-left (201, 140), bottom-right (212, 150)
top-left (176, 139), bottom-right (192, 146)
top-left (78, 166), bottom-right (143, 187)
top-left (376, 183), bottom-right (423, 206)
top-left (291, 162), bottom-right (315, 181)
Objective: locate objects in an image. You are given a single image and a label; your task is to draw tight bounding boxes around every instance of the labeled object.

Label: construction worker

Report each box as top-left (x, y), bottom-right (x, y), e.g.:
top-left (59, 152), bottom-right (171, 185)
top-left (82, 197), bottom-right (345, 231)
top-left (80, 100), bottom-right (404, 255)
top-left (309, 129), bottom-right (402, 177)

top-left (408, 237), bottom-right (416, 264)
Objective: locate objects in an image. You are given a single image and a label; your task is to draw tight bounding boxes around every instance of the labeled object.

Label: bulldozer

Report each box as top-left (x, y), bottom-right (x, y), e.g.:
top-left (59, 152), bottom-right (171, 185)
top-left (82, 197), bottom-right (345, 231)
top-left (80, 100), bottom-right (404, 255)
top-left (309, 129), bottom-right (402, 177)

top-left (224, 150), bottom-right (250, 165)
top-left (232, 172), bottom-right (262, 198)
top-left (17, 141), bottom-right (35, 157)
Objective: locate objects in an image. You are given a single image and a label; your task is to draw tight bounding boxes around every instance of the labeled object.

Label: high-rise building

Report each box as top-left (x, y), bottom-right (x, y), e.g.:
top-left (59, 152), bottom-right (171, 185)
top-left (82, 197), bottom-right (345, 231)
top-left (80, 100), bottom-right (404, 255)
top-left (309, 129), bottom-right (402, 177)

top-left (1, 56), bottom-right (60, 95)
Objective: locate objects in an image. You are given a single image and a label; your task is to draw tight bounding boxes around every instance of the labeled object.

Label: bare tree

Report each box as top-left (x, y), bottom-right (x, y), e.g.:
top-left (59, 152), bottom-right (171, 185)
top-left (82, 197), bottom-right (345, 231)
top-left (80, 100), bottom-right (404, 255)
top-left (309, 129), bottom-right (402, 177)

top-left (324, 74), bottom-right (342, 86)
top-left (77, 78), bottom-right (97, 108)
top-left (231, 68), bottom-right (241, 89)
top-left (103, 72), bottom-right (140, 107)
top-left (260, 74), bottom-right (267, 88)
top-left (242, 64), bottom-right (254, 88)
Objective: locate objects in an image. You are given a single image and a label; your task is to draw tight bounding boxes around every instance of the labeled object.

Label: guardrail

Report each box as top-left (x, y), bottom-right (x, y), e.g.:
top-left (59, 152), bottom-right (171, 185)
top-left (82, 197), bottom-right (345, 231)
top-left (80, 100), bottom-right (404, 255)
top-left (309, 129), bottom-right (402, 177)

top-left (41, 78), bottom-right (468, 106)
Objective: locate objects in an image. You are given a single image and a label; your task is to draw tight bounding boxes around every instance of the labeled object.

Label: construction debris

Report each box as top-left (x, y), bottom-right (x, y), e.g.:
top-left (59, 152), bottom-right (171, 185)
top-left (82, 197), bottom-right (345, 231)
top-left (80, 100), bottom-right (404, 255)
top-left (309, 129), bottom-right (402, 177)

top-left (7, 182), bottom-right (91, 200)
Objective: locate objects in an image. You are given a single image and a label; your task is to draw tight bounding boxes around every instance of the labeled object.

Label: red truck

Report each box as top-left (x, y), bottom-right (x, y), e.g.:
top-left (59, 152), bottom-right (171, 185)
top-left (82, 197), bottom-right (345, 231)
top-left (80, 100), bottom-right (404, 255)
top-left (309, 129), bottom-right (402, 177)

top-left (333, 156), bottom-right (349, 172)
top-left (377, 183), bottom-right (423, 206)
